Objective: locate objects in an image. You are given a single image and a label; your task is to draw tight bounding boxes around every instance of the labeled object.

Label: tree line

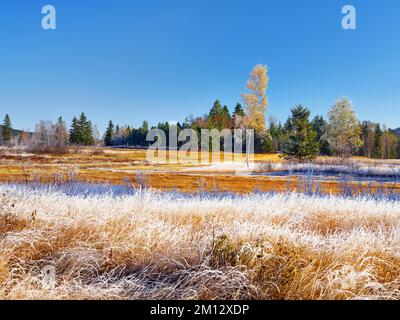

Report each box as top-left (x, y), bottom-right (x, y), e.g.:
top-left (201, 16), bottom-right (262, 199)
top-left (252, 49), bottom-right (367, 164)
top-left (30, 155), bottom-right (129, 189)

top-left (1, 102), bottom-right (399, 161)
top-left (0, 112), bottom-right (100, 153)
top-left (1, 64), bottom-right (400, 161)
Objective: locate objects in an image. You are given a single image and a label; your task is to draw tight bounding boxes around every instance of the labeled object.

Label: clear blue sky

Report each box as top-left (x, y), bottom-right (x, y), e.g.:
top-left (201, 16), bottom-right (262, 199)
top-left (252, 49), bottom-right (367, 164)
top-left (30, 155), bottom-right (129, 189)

top-left (1, 0), bottom-right (399, 133)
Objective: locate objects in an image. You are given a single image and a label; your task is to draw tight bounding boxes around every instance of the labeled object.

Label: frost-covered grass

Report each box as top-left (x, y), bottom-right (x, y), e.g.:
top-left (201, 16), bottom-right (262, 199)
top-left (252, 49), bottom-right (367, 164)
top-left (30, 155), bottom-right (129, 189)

top-left (188, 158), bottom-right (400, 180)
top-left (255, 161), bottom-right (400, 178)
top-left (1, 184), bottom-right (400, 300)
top-left (293, 163), bottom-right (400, 177)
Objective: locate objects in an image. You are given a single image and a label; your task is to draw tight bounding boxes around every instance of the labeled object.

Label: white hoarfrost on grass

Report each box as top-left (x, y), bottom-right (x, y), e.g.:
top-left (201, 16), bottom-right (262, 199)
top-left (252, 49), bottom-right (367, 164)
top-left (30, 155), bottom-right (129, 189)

top-left (279, 163), bottom-right (400, 177)
top-left (186, 160), bottom-right (400, 181)
top-left (253, 161), bottom-right (400, 177)
top-left (1, 184), bottom-right (400, 300)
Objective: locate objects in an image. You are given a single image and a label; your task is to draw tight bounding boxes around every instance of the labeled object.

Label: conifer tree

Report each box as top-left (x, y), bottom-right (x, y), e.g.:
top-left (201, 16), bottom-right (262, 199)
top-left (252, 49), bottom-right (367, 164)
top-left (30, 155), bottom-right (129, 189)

top-left (208, 100), bottom-right (223, 129)
top-left (69, 113), bottom-right (94, 145)
top-left (373, 123), bottom-right (383, 158)
top-left (69, 117), bottom-right (79, 144)
top-left (222, 105), bottom-right (232, 128)
top-left (282, 105), bottom-right (319, 162)
top-left (104, 120), bottom-right (115, 146)
top-left (233, 103), bottom-right (245, 117)
top-left (81, 115), bottom-right (95, 145)
top-left (311, 115), bottom-right (331, 156)
top-left (3, 114), bottom-right (13, 145)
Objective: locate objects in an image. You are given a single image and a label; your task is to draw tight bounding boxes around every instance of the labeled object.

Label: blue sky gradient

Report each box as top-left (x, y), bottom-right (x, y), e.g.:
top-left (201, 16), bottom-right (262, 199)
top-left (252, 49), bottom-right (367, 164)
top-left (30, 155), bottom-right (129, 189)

top-left (1, 0), bottom-right (399, 132)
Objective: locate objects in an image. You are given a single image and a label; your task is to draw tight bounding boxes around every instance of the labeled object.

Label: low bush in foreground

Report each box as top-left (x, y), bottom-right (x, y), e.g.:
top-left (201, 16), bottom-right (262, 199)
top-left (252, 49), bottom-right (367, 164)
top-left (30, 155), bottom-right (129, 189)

top-left (1, 185), bottom-right (400, 300)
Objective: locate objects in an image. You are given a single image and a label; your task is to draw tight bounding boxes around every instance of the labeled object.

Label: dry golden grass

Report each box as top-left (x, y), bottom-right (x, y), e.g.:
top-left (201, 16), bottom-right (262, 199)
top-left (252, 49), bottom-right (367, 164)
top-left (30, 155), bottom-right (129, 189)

top-left (1, 185), bottom-right (400, 300)
top-left (1, 148), bottom-right (400, 299)
top-left (1, 147), bottom-right (399, 195)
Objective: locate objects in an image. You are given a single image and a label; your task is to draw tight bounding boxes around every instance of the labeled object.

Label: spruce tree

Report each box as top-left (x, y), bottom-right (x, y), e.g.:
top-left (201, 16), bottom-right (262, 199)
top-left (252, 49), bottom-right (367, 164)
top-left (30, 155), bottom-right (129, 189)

top-left (233, 103), bottom-right (245, 117)
top-left (68, 113), bottom-right (94, 145)
top-left (77, 113), bottom-right (88, 145)
top-left (373, 124), bottom-right (383, 158)
top-left (141, 120), bottom-right (149, 132)
top-left (69, 117), bottom-right (79, 144)
top-left (208, 100), bottom-right (223, 129)
top-left (222, 105), bottom-right (231, 120)
top-left (311, 115), bottom-right (331, 156)
top-left (133, 121), bottom-right (149, 147)
top-left (3, 114), bottom-right (13, 145)
top-left (81, 115), bottom-right (95, 146)
top-left (104, 120), bottom-right (115, 146)
top-left (222, 105), bottom-right (232, 128)
top-left (282, 105), bottom-right (319, 162)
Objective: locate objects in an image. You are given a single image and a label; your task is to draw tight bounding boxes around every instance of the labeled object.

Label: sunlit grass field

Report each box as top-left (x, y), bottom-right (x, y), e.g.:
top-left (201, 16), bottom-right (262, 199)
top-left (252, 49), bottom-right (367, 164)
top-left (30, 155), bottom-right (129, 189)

top-left (1, 185), bottom-right (400, 300)
top-left (1, 147), bottom-right (399, 194)
top-left (2, 147), bottom-right (400, 300)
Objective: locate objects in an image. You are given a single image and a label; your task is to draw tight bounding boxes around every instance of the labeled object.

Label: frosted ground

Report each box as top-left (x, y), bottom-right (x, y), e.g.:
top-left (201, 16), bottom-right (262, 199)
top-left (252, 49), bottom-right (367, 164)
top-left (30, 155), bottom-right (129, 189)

top-left (1, 183), bottom-right (400, 299)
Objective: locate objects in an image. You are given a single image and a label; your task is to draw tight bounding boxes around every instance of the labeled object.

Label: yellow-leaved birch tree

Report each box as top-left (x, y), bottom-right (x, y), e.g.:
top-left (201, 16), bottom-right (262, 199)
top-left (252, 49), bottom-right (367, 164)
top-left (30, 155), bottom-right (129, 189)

top-left (242, 64), bottom-right (269, 133)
